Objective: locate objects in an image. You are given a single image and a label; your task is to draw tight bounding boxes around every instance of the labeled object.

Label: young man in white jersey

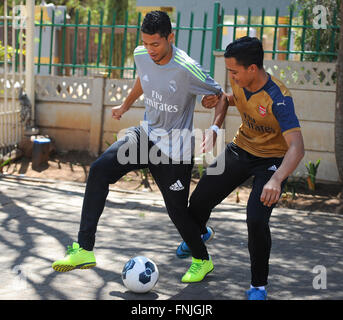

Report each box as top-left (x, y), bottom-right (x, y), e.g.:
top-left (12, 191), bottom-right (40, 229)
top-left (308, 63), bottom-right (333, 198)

top-left (52, 10), bottom-right (227, 283)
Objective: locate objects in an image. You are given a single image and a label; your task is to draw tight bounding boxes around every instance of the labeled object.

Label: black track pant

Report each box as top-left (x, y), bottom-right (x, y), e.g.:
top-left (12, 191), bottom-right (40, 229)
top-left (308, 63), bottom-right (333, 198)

top-left (188, 142), bottom-right (286, 287)
top-left (78, 127), bottom-right (209, 260)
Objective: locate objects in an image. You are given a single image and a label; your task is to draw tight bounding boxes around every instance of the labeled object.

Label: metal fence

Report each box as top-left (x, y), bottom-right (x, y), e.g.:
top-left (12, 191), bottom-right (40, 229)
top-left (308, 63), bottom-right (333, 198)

top-left (213, 3), bottom-right (340, 61)
top-left (30, 7), bottom-right (213, 78)
top-left (0, 2), bottom-right (340, 79)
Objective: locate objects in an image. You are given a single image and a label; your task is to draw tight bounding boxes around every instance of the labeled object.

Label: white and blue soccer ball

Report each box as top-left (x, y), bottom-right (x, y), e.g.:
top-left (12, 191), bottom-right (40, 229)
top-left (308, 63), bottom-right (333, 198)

top-left (122, 256), bottom-right (159, 293)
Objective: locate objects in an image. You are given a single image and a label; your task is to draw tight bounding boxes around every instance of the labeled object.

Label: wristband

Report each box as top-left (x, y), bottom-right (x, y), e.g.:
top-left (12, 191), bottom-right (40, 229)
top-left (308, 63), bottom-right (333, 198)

top-left (210, 124), bottom-right (219, 134)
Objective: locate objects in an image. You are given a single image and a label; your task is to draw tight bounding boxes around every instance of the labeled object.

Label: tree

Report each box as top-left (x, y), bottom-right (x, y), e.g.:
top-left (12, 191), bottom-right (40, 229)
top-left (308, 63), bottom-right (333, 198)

top-left (52, 0), bottom-right (136, 78)
top-left (291, 0), bottom-right (342, 197)
top-left (291, 0), bottom-right (341, 62)
top-left (335, 0), bottom-right (343, 192)
top-left (103, 0), bottom-right (129, 78)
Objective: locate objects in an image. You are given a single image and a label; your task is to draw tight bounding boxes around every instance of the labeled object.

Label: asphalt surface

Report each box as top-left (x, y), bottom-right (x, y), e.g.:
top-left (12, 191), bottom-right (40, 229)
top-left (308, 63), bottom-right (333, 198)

top-left (0, 175), bottom-right (342, 301)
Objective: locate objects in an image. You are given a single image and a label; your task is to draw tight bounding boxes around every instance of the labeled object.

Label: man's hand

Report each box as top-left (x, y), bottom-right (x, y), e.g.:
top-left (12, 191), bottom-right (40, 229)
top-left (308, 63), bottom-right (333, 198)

top-left (260, 130), bottom-right (305, 207)
top-left (202, 92), bottom-right (232, 109)
top-left (260, 176), bottom-right (282, 207)
top-left (111, 76), bottom-right (143, 120)
top-left (200, 129), bottom-right (217, 154)
top-left (112, 105), bottom-right (127, 120)
top-left (202, 94), bottom-right (220, 109)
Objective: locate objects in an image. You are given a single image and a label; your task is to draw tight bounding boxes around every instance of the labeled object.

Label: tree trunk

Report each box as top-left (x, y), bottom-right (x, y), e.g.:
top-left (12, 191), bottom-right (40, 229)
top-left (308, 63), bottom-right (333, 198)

top-left (103, 0), bottom-right (128, 79)
top-left (336, 0), bottom-right (343, 182)
top-left (335, 0), bottom-right (343, 207)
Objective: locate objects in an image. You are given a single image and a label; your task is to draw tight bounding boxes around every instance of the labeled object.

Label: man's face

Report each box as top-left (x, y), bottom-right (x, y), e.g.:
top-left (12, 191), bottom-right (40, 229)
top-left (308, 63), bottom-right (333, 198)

top-left (225, 57), bottom-right (256, 89)
top-left (141, 32), bottom-right (174, 65)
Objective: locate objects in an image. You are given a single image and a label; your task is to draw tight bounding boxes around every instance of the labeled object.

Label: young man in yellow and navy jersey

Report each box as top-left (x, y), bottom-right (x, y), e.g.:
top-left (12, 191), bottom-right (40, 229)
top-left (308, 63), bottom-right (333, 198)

top-left (175, 36), bottom-right (305, 300)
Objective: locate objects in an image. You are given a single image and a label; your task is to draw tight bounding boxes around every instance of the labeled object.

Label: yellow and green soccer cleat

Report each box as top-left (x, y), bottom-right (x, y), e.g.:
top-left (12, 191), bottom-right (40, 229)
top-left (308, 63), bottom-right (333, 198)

top-left (181, 256), bottom-right (214, 283)
top-left (52, 242), bottom-right (96, 272)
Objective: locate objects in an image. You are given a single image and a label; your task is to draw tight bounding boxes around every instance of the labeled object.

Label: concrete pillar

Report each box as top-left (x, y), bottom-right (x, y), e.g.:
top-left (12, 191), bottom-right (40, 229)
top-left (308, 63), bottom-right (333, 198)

top-left (25, 0), bottom-right (35, 125)
top-left (213, 50), bottom-right (227, 90)
top-left (277, 16), bottom-right (289, 61)
top-left (213, 50), bottom-right (227, 131)
top-left (89, 77), bottom-right (105, 156)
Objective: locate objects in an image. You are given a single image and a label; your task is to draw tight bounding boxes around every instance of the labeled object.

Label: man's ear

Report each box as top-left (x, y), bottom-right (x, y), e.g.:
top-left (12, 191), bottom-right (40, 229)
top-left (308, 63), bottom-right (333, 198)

top-left (168, 32), bottom-right (175, 44)
top-left (247, 64), bottom-right (258, 74)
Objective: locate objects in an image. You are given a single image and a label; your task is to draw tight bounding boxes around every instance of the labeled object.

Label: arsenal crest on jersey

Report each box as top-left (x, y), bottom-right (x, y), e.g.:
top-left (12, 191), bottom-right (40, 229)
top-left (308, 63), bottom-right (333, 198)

top-left (258, 105), bottom-right (267, 117)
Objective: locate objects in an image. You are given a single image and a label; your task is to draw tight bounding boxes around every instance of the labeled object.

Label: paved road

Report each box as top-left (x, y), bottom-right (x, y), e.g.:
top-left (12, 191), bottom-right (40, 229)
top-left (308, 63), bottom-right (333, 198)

top-left (0, 176), bottom-right (342, 300)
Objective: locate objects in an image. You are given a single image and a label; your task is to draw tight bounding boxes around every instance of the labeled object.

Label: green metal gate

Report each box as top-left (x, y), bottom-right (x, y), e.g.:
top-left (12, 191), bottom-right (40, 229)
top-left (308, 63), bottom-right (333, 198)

top-left (1, 2), bottom-right (340, 80)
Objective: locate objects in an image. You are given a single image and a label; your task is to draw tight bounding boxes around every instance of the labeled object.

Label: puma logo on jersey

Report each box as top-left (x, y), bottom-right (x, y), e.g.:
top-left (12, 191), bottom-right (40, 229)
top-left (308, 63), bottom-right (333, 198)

top-left (276, 100), bottom-right (286, 106)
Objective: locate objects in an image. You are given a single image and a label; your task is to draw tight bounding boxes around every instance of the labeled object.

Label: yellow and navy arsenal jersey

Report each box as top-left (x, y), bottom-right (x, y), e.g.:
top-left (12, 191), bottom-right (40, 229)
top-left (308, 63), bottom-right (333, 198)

top-left (230, 74), bottom-right (301, 158)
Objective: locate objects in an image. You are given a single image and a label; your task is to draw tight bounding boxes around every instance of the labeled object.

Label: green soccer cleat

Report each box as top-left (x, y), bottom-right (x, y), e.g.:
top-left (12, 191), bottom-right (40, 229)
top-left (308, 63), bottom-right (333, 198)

top-left (181, 256), bottom-right (214, 283)
top-left (52, 242), bottom-right (96, 272)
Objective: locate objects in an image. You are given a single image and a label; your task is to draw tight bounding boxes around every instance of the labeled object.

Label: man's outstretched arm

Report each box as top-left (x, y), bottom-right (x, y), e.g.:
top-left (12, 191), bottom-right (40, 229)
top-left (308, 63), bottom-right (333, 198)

top-left (112, 77), bottom-right (143, 120)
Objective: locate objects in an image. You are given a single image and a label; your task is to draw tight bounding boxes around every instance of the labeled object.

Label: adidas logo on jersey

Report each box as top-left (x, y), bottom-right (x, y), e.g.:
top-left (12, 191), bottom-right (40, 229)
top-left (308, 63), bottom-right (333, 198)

top-left (169, 180), bottom-right (184, 191)
top-left (268, 165), bottom-right (278, 171)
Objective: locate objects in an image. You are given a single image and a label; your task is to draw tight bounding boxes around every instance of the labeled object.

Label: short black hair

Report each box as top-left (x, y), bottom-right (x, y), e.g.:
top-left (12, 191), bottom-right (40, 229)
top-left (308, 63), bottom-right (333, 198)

top-left (141, 11), bottom-right (172, 39)
top-left (224, 36), bottom-right (264, 69)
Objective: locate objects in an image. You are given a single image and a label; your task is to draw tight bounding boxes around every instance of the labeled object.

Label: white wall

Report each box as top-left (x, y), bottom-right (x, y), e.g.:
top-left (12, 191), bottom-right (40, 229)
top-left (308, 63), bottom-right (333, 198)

top-left (1, 57), bottom-right (337, 182)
